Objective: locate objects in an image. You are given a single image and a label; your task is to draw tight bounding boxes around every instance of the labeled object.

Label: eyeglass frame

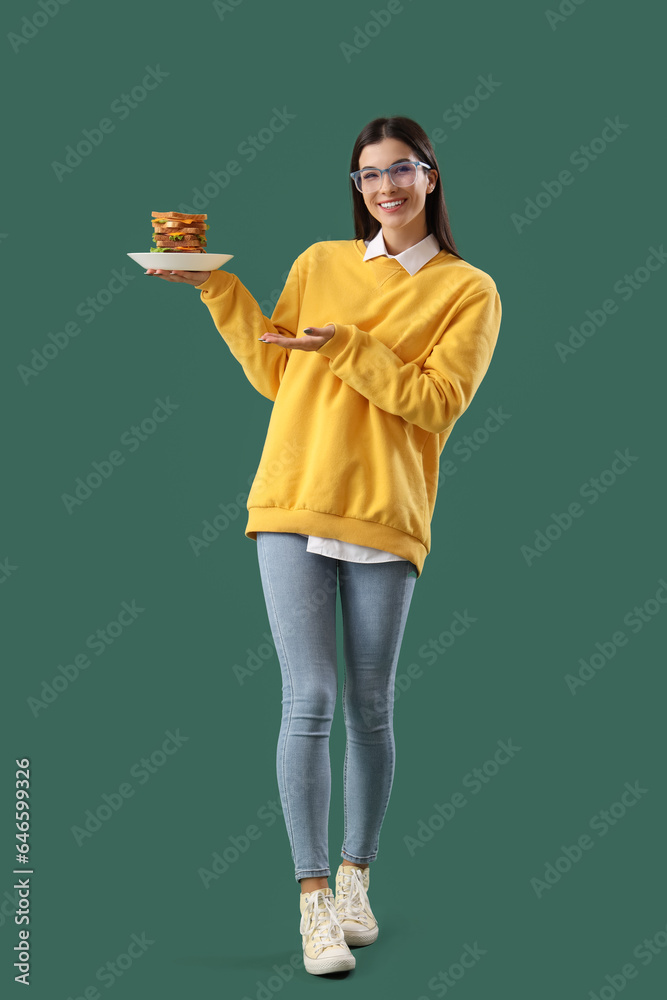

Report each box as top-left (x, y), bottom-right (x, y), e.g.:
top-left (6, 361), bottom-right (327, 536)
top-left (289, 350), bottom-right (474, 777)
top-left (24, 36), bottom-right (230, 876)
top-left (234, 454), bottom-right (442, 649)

top-left (349, 159), bottom-right (435, 193)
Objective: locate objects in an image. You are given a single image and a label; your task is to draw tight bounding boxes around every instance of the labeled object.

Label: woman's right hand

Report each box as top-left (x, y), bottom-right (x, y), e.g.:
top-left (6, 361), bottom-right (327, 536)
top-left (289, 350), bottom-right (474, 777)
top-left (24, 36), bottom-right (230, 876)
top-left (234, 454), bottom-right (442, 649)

top-left (145, 268), bottom-right (211, 286)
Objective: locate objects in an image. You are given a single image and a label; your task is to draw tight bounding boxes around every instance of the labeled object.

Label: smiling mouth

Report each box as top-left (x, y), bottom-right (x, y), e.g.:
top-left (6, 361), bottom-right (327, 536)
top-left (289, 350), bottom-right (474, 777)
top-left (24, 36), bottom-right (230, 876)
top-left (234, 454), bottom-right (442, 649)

top-left (377, 198), bottom-right (407, 211)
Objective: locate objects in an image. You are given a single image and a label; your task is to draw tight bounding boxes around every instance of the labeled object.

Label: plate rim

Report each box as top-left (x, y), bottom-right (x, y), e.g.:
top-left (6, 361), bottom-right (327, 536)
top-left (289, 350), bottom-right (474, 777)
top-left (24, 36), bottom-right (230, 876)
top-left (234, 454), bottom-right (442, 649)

top-left (127, 250), bottom-right (234, 271)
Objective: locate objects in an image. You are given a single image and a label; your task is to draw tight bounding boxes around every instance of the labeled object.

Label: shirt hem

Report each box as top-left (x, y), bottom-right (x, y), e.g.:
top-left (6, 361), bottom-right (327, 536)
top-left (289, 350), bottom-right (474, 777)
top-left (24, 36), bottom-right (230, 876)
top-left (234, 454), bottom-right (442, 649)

top-left (245, 507), bottom-right (426, 578)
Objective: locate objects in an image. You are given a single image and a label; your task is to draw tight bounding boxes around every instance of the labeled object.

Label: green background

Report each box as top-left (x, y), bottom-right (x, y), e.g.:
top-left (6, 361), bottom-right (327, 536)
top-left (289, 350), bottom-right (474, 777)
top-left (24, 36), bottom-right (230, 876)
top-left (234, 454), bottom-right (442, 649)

top-left (2, 0), bottom-right (666, 996)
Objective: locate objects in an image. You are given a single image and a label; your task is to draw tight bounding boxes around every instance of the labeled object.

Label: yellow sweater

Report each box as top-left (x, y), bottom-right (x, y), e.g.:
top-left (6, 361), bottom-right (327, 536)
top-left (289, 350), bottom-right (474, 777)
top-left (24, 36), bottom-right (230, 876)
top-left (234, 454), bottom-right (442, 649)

top-left (195, 238), bottom-right (502, 577)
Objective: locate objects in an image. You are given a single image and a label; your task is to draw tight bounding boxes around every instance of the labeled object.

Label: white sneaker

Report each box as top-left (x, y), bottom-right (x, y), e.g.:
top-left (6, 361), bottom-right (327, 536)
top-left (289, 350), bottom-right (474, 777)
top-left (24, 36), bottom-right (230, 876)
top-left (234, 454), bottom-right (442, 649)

top-left (299, 887), bottom-right (356, 975)
top-left (334, 863), bottom-right (379, 946)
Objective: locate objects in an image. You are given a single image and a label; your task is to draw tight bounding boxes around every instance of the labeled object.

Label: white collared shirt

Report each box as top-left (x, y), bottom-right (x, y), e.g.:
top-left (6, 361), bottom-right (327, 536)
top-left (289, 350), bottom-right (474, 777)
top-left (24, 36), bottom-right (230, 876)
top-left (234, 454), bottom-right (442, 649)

top-left (305, 229), bottom-right (442, 564)
top-left (362, 227), bottom-right (442, 274)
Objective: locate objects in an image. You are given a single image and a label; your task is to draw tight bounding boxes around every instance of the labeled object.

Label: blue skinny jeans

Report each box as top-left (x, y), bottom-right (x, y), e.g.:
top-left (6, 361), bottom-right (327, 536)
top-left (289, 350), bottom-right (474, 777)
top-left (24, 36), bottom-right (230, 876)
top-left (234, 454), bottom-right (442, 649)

top-left (256, 531), bottom-right (417, 882)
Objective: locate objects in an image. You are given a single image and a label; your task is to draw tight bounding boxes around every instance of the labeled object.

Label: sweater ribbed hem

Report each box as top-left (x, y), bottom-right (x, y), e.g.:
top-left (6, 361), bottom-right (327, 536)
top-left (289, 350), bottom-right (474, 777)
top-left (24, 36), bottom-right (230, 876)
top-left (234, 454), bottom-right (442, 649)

top-left (245, 507), bottom-right (426, 578)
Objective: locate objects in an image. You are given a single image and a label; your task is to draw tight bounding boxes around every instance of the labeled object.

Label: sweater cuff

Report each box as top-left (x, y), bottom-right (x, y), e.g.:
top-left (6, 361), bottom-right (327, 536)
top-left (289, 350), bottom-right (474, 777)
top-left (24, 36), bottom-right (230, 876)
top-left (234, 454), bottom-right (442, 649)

top-left (194, 268), bottom-right (235, 295)
top-left (316, 321), bottom-right (356, 361)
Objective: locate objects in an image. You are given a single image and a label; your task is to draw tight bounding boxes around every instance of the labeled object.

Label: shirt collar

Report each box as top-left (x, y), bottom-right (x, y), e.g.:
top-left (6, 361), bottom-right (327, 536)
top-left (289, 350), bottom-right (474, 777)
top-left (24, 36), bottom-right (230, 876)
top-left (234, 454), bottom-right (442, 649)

top-left (363, 229), bottom-right (442, 276)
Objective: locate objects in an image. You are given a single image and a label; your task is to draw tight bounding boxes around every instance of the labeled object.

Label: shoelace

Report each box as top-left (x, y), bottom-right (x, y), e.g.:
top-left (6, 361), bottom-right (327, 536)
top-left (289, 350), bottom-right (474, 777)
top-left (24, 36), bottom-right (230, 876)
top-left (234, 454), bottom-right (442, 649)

top-left (336, 867), bottom-right (371, 923)
top-left (300, 892), bottom-right (346, 956)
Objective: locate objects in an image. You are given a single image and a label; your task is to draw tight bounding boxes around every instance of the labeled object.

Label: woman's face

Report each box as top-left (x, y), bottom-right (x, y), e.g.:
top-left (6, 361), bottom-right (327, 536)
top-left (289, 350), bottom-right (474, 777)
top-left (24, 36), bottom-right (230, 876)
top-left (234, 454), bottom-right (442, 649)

top-left (357, 137), bottom-right (436, 237)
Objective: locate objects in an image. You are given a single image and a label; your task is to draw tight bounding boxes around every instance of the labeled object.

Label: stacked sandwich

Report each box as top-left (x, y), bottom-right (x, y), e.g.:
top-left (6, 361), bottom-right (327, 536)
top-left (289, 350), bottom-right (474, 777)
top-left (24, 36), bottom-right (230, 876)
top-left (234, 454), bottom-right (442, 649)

top-left (150, 211), bottom-right (208, 253)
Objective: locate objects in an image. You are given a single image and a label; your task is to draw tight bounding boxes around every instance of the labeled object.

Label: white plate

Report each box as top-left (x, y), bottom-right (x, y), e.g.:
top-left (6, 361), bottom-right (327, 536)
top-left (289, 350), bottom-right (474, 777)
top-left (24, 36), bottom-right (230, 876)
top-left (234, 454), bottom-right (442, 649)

top-left (127, 252), bottom-right (234, 271)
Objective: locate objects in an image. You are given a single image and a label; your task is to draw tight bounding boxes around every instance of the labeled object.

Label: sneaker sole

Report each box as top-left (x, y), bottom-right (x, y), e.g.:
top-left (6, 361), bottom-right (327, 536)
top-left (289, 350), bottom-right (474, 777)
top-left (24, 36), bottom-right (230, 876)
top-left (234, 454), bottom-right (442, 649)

top-left (304, 952), bottom-right (356, 974)
top-left (342, 923), bottom-right (379, 947)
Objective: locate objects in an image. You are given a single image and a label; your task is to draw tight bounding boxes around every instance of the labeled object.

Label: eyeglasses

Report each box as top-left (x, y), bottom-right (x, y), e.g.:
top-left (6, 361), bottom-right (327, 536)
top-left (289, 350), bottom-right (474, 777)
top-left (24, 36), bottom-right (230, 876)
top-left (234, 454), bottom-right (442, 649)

top-left (350, 160), bottom-right (433, 193)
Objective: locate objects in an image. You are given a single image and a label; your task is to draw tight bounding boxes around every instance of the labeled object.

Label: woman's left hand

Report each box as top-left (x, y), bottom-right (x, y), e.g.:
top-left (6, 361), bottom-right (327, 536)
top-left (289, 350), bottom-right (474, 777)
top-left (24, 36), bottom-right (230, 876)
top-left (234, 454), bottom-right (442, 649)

top-left (259, 324), bottom-right (335, 352)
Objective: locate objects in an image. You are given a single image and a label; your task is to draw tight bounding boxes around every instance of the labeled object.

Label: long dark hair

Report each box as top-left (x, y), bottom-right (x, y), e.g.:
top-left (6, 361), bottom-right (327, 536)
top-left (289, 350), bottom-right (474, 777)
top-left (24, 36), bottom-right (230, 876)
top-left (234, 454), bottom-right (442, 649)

top-left (349, 115), bottom-right (463, 261)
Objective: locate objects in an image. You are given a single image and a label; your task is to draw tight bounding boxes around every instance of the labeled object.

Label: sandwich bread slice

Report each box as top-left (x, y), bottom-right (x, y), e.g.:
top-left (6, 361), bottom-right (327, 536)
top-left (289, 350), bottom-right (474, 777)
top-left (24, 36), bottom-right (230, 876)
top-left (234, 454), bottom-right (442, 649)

top-left (150, 211), bottom-right (209, 253)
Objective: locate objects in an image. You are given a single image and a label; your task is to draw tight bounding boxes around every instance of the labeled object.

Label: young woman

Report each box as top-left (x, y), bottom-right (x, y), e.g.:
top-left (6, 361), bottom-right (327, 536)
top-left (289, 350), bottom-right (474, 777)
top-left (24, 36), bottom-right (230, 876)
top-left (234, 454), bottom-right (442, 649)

top-left (147, 115), bottom-right (502, 977)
